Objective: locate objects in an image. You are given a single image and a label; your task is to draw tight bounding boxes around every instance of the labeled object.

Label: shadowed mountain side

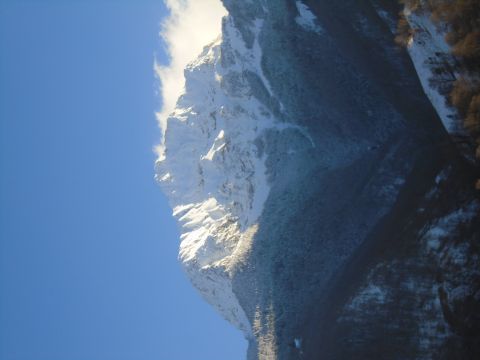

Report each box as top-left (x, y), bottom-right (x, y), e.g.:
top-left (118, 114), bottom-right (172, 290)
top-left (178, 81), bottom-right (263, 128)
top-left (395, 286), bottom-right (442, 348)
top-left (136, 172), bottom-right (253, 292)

top-left (220, 0), bottom-right (479, 359)
top-left (157, 0), bottom-right (480, 358)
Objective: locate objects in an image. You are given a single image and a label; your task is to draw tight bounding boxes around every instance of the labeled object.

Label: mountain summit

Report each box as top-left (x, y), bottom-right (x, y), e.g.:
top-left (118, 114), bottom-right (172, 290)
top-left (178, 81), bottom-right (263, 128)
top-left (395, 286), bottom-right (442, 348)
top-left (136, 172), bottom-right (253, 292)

top-left (156, 1), bottom-right (480, 359)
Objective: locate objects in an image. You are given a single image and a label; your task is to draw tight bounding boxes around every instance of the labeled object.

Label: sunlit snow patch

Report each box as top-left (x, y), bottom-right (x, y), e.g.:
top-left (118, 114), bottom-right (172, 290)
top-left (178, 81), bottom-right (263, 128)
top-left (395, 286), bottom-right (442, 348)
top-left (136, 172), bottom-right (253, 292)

top-left (155, 12), bottom-right (314, 337)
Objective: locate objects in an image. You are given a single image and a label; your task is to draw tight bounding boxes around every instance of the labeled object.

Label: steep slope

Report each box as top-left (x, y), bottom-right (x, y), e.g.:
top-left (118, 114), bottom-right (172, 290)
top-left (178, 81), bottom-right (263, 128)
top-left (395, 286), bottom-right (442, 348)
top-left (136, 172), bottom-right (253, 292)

top-left (155, 12), bottom-right (309, 338)
top-left (399, 5), bottom-right (479, 164)
top-left (156, 0), bottom-right (480, 359)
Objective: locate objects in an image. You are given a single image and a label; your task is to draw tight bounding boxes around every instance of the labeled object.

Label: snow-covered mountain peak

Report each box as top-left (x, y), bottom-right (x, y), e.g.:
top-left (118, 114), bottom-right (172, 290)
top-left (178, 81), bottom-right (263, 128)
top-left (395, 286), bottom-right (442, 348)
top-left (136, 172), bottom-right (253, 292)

top-left (155, 13), bottom-right (293, 336)
top-left (155, 2), bottom-right (480, 358)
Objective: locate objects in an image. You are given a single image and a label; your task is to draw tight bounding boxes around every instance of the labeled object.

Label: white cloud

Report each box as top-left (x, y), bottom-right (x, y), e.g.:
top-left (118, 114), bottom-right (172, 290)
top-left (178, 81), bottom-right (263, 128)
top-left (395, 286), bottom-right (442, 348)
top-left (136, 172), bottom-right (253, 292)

top-left (155, 0), bottom-right (227, 152)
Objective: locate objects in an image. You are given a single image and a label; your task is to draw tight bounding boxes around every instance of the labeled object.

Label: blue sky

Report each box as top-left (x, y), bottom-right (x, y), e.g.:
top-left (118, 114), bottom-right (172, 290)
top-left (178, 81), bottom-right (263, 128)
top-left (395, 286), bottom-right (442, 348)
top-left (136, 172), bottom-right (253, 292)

top-left (0, 1), bottom-right (246, 359)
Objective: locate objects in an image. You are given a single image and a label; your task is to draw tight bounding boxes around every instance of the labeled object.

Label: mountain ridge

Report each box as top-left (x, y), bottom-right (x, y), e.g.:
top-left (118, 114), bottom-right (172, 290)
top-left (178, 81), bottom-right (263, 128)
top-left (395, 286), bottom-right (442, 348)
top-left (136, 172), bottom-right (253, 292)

top-left (156, 1), bottom-right (480, 359)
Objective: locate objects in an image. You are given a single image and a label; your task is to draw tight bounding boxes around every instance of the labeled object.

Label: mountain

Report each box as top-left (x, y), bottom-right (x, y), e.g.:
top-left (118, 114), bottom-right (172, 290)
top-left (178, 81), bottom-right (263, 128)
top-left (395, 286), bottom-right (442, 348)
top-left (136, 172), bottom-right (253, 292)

top-left (156, 0), bottom-right (480, 359)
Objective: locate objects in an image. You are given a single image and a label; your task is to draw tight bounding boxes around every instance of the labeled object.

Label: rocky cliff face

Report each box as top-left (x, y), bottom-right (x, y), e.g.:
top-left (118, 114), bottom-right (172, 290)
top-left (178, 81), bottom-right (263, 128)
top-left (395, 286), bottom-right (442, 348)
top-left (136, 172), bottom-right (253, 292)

top-left (156, 1), bottom-right (480, 359)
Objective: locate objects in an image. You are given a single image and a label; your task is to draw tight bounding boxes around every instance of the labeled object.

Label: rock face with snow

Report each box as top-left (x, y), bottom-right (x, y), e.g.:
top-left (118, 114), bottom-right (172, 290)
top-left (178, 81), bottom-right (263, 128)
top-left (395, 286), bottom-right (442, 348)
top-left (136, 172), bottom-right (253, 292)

top-left (402, 7), bottom-right (478, 165)
top-left (156, 0), bottom-right (480, 359)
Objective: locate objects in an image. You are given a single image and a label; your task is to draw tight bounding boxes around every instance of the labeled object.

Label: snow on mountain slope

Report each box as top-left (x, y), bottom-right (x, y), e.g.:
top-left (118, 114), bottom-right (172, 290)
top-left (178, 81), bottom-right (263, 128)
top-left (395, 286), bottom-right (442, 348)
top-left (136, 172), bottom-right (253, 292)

top-left (154, 0), bottom-right (227, 146)
top-left (403, 10), bottom-right (461, 134)
top-left (155, 2), bottom-right (480, 359)
top-left (155, 14), bottom-right (301, 336)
